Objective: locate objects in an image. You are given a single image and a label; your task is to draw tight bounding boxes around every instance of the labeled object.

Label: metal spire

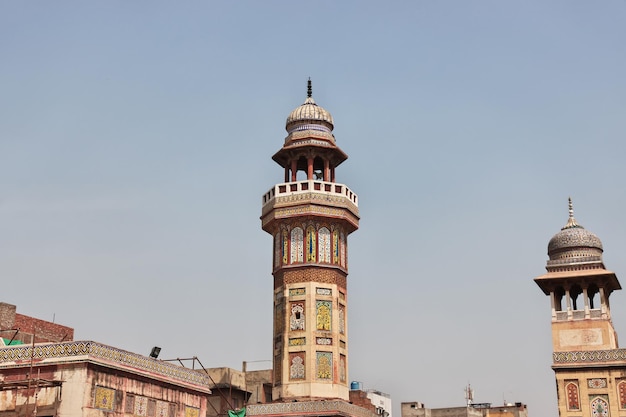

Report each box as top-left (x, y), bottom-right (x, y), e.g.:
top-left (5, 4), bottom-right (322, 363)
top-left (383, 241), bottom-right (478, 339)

top-left (563, 196), bottom-right (580, 229)
top-left (307, 78), bottom-right (312, 98)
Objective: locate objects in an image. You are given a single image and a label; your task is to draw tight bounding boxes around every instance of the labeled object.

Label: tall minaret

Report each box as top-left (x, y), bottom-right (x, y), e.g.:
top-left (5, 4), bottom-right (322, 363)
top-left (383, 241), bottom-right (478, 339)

top-left (261, 81), bottom-right (359, 402)
top-left (535, 199), bottom-right (623, 417)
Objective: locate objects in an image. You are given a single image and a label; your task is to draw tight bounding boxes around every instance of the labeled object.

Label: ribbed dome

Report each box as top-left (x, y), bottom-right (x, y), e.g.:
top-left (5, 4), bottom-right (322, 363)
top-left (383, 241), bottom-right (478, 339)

top-left (285, 80), bottom-right (334, 134)
top-left (548, 226), bottom-right (603, 255)
top-left (547, 199), bottom-right (604, 269)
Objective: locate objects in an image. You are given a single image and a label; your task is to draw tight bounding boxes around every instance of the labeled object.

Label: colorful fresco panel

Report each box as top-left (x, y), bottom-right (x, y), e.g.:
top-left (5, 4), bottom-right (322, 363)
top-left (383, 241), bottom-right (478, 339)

top-left (316, 301), bottom-right (331, 330)
top-left (333, 229), bottom-right (340, 264)
top-left (135, 396), bottom-right (148, 416)
top-left (185, 407), bottom-right (199, 417)
top-left (590, 396), bottom-right (609, 417)
top-left (156, 401), bottom-right (169, 417)
top-left (282, 230), bottom-right (289, 265)
top-left (94, 386), bottom-right (115, 411)
top-left (290, 302), bottom-right (305, 331)
top-left (316, 352), bottom-right (332, 380)
top-left (306, 226), bottom-right (316, 262)
top-left (289, 352), bottom-right (305, 380)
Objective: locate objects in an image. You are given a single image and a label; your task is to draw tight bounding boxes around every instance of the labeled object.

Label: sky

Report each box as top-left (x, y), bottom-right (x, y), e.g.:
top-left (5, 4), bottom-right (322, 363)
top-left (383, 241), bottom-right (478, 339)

top-left (1, 2), bottom-right (626, 416)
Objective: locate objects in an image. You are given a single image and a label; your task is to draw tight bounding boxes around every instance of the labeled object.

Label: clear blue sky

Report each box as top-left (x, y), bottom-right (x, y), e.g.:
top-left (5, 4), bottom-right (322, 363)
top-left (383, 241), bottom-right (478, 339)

top-left (2, 2), bottom-right (626, 415)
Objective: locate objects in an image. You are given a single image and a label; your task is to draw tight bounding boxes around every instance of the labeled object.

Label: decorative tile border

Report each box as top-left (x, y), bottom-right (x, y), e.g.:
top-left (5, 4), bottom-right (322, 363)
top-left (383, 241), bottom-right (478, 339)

top-left (554, 349), bottom-right (626, 364)
top-left (247, 400), bottom-right (378, 417)
top-left (0, 341), bottom-right (211, 389)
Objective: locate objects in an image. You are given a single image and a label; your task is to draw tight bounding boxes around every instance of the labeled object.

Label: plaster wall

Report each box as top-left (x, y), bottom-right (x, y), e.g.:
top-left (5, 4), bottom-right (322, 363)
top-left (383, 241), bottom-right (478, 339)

top-left (552, 320), bottom-right (618, 351)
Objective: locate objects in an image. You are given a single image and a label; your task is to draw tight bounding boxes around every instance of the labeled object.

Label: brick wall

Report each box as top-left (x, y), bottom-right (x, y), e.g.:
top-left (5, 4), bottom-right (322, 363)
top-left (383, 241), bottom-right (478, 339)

top-left (275, 267), bottom-right (347, 290)
top-left (349, 390), bottom-right (376, 413)
top-left (0, 302), bottom-right (74, 344)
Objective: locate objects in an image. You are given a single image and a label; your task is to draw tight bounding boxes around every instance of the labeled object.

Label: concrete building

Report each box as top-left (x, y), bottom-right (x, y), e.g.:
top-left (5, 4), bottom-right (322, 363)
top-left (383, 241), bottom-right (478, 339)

top-left (401, 401), bottom-right (528, 417)
top-left (249, 80), bottom-right (375, 417)
top-left (535, 199), bottom-right (626, 417)
top-left (203, 367), bottom-right (272, 417)
top-left (363, 390), bottom-right (392, 417)
top-left (0, 340), bottom-right (211, 417)
top-left (0, 305), bottom-right (211, 417)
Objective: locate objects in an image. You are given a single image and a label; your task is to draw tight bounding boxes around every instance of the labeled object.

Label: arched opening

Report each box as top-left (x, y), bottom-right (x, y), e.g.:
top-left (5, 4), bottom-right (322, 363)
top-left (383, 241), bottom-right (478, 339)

top-left (313, 156), bottom-right (325, 181)
top-left (588, 284), bottom-right (599, 310)
top-left (554, 287), bottom-right (565, 311)
top-left (570, 284), bottom-right (583, 310)
top-left (295, 156), bottom-right (308, 181)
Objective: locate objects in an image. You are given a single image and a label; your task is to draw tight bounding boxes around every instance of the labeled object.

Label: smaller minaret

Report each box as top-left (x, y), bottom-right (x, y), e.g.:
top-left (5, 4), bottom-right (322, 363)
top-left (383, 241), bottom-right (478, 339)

top-left (535, 199), bottom-right (626, 417)
top-left (535, 198), bottom-right (621, 351)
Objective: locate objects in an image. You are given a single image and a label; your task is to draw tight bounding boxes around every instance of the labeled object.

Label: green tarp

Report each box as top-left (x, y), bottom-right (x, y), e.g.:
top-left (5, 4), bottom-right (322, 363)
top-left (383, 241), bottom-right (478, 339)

top-left (227, 408), bottom-right (245, 417)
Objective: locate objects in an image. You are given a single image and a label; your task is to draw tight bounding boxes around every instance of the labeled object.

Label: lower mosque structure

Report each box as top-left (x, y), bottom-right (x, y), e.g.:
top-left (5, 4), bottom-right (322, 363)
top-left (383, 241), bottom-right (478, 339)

top-left (535, 199), bottom-right (626, 417)
top-left (0, 307), bottom-right (211, 417)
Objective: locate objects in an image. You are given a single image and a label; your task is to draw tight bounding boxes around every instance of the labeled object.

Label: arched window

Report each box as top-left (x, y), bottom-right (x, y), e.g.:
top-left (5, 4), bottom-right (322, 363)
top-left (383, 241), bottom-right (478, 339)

top-left (306, 226), bottom-right (316, 262)
top-left (566, 382), bottom-right (579, 410)
top-left (291, 227), bottom-right (304, 263)
top-left (618, 380), bottom-right (626, 409)
top-left (318, 227), bottom-right (331, 263)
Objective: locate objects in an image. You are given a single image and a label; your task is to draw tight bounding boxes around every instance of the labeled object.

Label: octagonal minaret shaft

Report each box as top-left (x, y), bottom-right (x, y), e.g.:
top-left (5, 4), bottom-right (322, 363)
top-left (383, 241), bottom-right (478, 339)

top-left (261, 81), bottom-right (359, 402)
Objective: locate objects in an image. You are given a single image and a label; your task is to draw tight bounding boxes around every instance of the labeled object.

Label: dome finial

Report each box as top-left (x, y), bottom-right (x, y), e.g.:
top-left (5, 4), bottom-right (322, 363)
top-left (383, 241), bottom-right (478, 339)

top-left (562, 197), bottom-right (580, 230)
top-left (568, 197), bottom-right (574, 219)
top-left (307, 78), bottom-right (312, 98)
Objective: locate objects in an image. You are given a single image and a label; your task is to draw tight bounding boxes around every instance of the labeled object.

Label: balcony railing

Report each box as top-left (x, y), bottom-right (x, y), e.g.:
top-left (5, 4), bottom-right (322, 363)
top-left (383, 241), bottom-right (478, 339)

top-left (555, 308), bottom-right (603, 321)
top-left (262, 180), bottom-right (358, 207)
